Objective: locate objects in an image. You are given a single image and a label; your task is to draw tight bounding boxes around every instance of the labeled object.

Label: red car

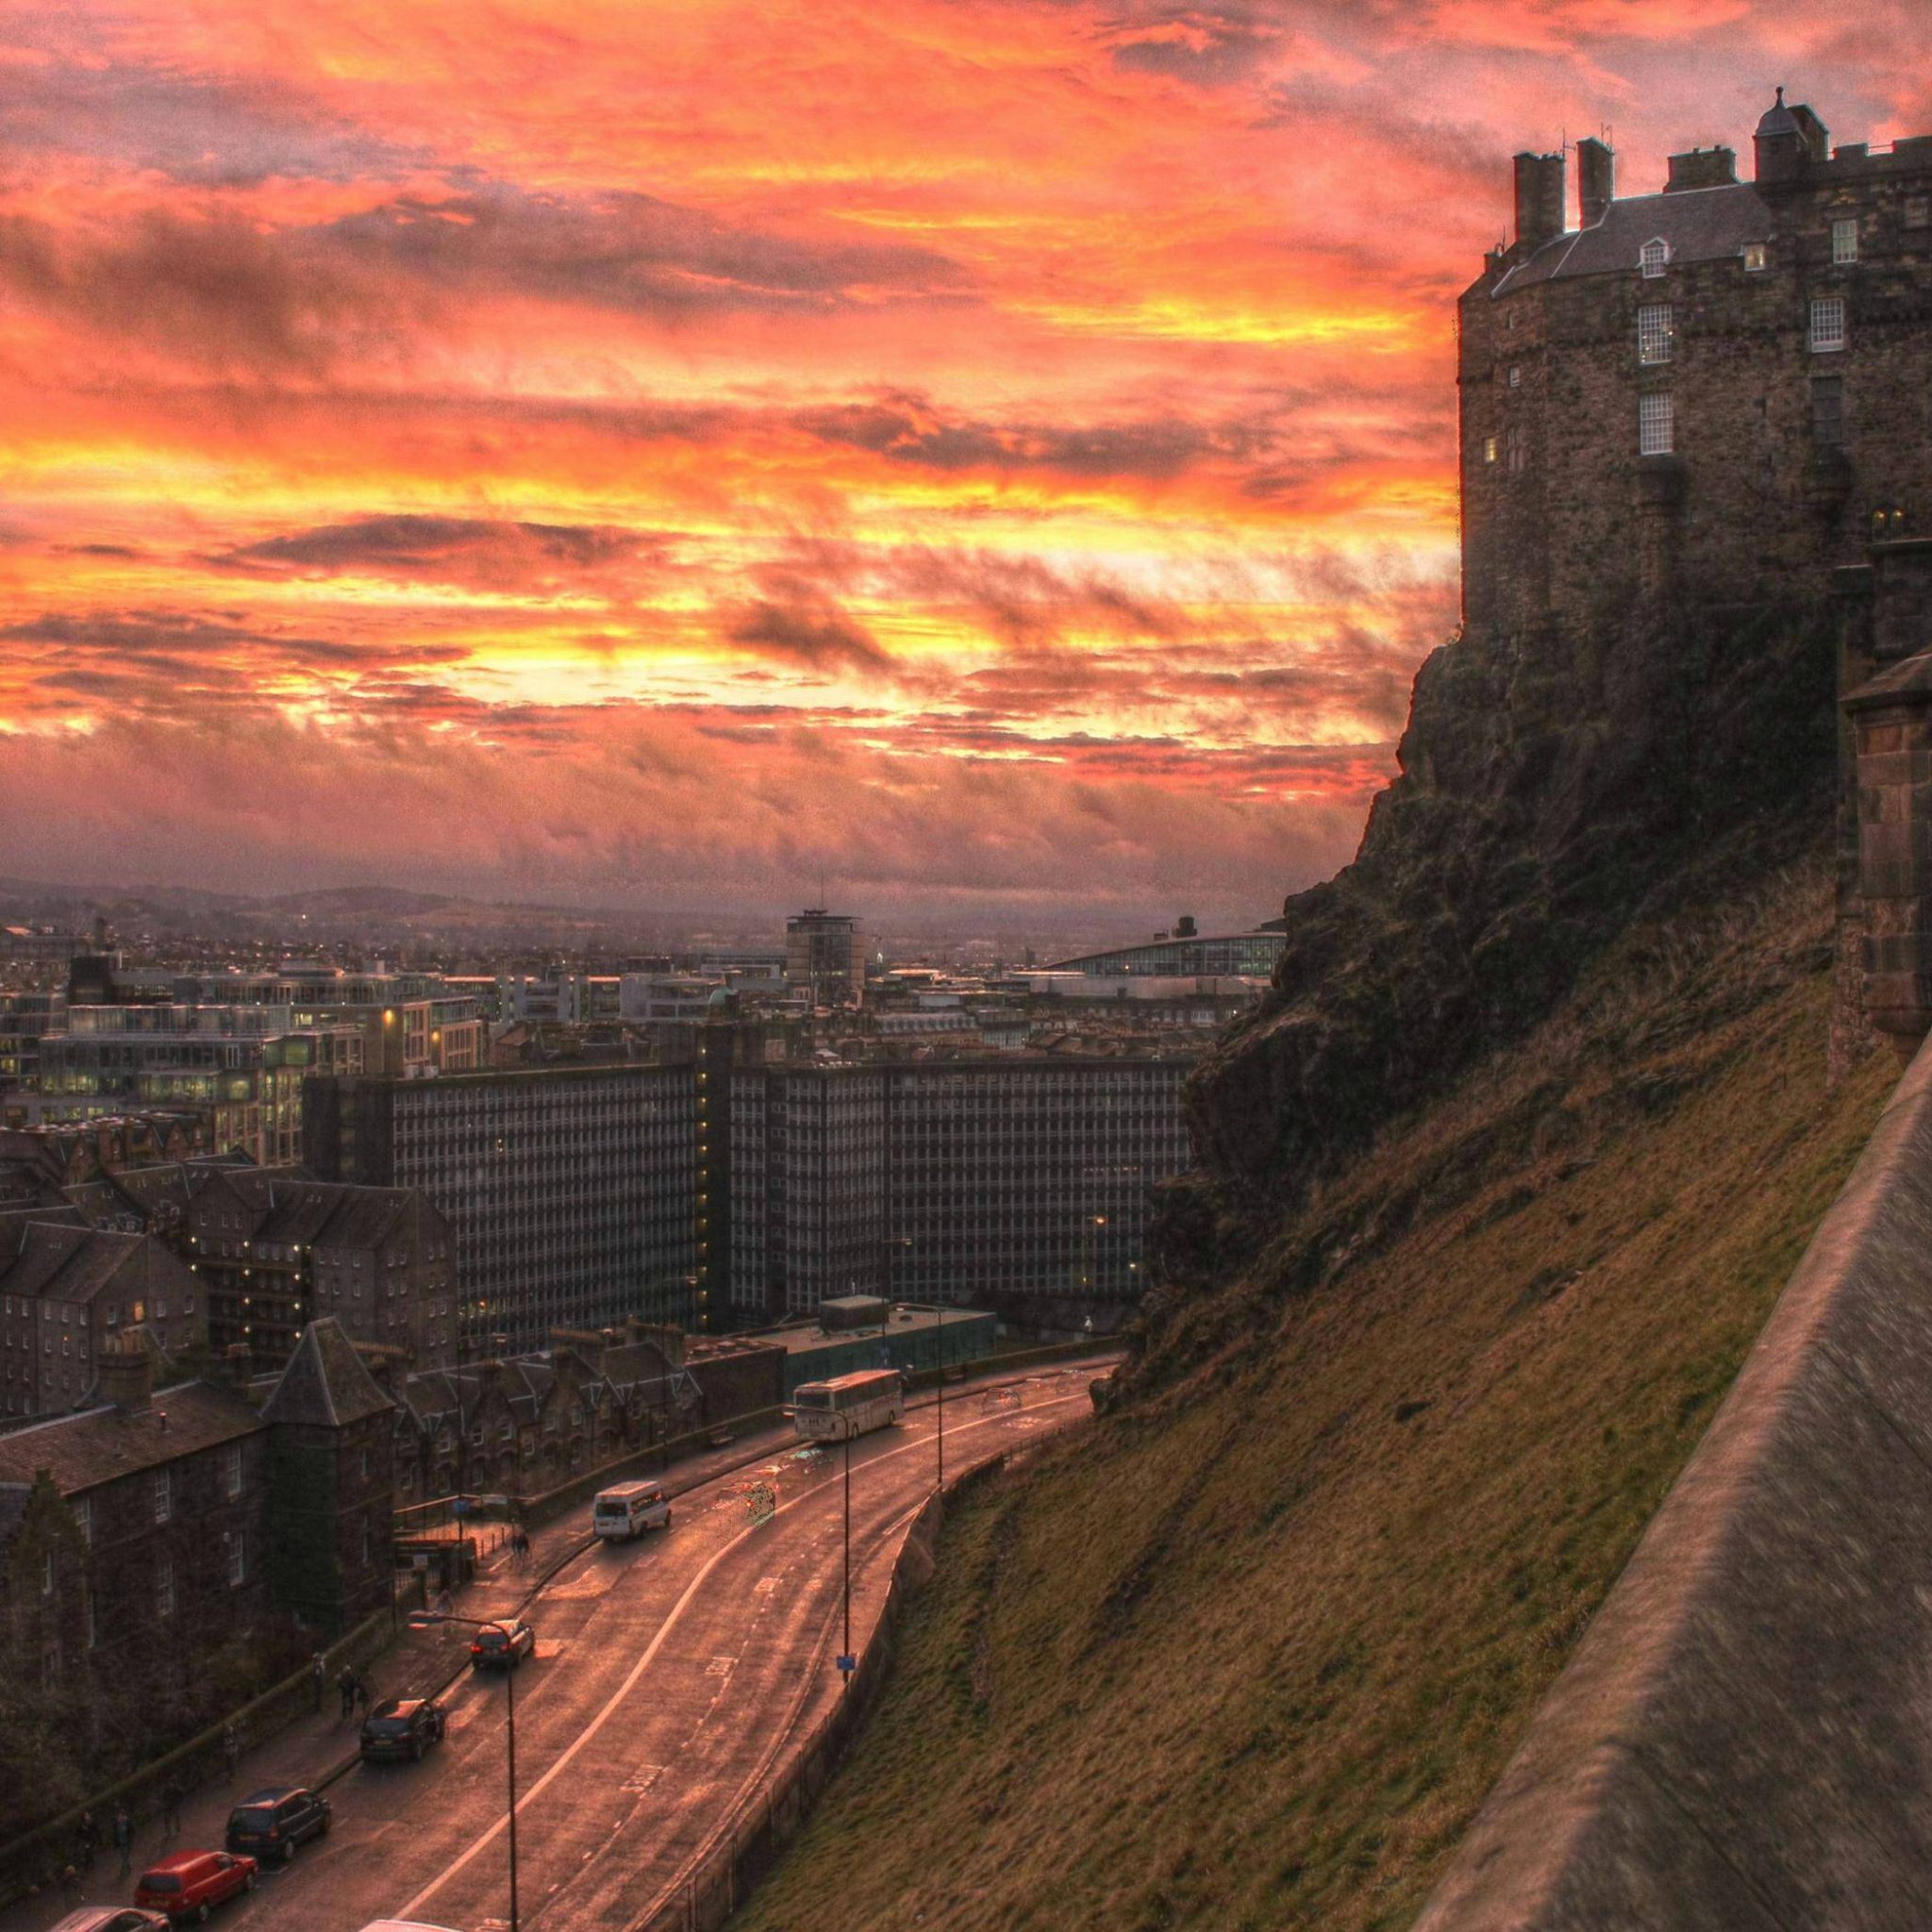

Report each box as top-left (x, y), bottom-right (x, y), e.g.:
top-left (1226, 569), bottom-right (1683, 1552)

top-left (134, 1848), bottom-right (258, 1923)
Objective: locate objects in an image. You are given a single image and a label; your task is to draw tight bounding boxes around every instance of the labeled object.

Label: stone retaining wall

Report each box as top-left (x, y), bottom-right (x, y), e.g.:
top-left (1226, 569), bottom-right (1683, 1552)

top-left (1417, 1035), bottom-right (1932, 1930)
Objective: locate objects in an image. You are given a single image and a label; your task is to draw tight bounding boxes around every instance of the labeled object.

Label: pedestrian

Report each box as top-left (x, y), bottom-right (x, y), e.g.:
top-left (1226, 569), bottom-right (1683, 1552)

top-left (337, 1664), bottom-right (356, 1722)
top-left (221, 1721), bottom-right (241, 1784)
top-left (111, 1802), bottom-right (132, 1879)
top-left (354, 1674), bottom-right (373, 1719)
top-left (160, 1781), bottom-right (183, 1840)
top-left (58, 1861), bottom-right (82, 1907)
top-left (310, 1650), bottom-right (326, 1714)
top-left (76, 1807), bottom-right (99, 1868)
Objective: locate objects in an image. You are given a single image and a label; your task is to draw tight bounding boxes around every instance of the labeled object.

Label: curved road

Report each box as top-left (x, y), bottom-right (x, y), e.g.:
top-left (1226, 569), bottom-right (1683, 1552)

top-left (146, 1368), bottom-right (1092, 1932)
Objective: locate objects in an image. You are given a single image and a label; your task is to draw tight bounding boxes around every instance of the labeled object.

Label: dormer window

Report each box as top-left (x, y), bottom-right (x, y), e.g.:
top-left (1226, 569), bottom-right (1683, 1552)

top-left (1742, 242), bottom-right (1768, 272)
top-left (1640, 238), bottom-right (1670, 278)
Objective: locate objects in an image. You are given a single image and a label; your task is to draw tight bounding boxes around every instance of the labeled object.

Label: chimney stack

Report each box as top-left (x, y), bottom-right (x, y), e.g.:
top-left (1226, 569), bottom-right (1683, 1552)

top-left (1512, 151), bottom-right (1567, 251)
top-left (97, 1344), bottom-right (154, 1416)
top-left (224, 1341), bottom-right (253, 1391)
top-left (1577, 137), bottom-right (1614, 226)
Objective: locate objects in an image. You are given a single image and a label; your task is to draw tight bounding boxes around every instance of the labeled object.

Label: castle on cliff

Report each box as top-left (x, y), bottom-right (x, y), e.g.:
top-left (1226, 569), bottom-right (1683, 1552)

top-left (1460, 92), bottom-right (1932, 641)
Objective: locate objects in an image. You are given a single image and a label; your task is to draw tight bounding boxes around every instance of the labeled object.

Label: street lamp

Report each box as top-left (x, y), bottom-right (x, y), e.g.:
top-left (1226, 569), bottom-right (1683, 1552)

top-left (408, 1612), bottom-right (522, 1932)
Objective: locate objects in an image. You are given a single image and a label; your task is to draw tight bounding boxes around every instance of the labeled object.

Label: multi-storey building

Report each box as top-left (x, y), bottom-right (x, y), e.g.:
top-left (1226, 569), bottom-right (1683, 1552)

top-left (1461, 95), bottom-right (1932, 641)
top-left (785, 908), bottom-right (865, 1008)
top-left (181, 1167), bottom-right (457, 1373)
top-left (304, 1064), bottom-right (700, 1352)
top-left (699, 1006), bottom-right (1193, 1322)
top-left (0, 1218), bottom-right (205, 1420)
top-left (0, 1323), bottom-right (392, 1828)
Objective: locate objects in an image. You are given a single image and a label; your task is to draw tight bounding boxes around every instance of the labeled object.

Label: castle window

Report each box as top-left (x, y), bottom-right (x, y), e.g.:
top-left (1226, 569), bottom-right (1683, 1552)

top-left (1832, 217), bottom-right (1859, 265)
top-left (1811, 377), bottom-right (1844, 445)
top-left (1640, 238), bottom-right (1669, 278)
top-left (1639, 391), bottom-right (1674, 457)
top-left (1507, 364), bottom-right (1522, 389)
top-left (1743, 242), bottom-right (1768, 272)
top-left (1810, 296), bottom-right (1847, 353)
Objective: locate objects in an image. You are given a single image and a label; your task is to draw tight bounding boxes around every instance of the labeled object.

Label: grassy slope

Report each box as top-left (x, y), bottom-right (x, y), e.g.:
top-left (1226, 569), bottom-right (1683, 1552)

top-left (735, 869), bottom-right (1895, 1932)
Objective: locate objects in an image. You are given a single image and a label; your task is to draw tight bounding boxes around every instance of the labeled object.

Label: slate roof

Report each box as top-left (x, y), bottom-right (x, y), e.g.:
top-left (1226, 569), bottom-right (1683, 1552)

top-left (260, 1318), bottom-right (395, 1428)
top-left (1492, 182), bottom-right (1775, 296)
top-left (0, 1222), bottom-right (149, 1306)
top-left (0, 1381), bottom-right (262, 1494)
top-left (209, 1172), bottom-right (415, 1253)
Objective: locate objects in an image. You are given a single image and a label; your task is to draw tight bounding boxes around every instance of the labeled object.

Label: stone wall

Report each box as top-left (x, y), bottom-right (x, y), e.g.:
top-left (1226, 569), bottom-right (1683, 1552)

top-left (1416, 1036), bottom-right (1932, 1930)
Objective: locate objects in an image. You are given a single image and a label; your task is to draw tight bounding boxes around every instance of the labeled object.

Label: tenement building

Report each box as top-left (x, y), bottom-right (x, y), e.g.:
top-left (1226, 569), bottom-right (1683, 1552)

top-left (1462, 94), bottom-right (1932, 635)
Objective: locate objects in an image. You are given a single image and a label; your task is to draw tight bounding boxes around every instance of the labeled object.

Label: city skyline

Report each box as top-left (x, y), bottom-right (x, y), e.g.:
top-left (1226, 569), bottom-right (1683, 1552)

top-left (1, 1), bottom-right (1922, 916)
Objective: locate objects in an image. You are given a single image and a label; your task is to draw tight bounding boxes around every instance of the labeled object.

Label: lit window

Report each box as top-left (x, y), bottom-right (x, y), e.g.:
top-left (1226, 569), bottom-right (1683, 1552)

top-left (1640, 238), bottom-right (1669, 278)
top-left (1810, 296), bottom-right (1847, 352)
top-left (1482, 435), bottom-right (1499, 464)
top-left (1832, 217), bottom-right (1859, 265)
top-left (1640, 391), bottom-right (1674, 456)
top-left (1742, 242), bottom-right (1768, 272)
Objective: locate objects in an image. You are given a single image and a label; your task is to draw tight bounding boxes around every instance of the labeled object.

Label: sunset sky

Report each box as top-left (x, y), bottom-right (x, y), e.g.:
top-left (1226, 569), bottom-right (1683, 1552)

top-left (2, 2), bottom-right (1925, 925)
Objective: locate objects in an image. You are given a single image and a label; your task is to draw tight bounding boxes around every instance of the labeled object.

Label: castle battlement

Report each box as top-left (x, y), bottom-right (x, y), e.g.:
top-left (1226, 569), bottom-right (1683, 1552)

top-left (1460, 92), bottom-right (1932, 641)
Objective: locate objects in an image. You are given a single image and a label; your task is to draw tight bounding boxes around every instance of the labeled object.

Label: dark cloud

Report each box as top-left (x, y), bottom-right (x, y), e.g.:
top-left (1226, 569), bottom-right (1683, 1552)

top-left (1109, 8), bottom-right (1284, 87)
top-left (724, 598), bottom-right (894, 676)
top-left (217, 514), bottom-right (656, 584)
top-left (793, 391), bottom-right (1257, 479)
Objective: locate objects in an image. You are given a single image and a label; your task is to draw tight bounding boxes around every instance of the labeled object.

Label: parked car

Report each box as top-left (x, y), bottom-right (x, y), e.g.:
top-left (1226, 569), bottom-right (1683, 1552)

top-left (470, 1618), bottom-right (536, 1669)
top-left (223, 1785), bottom-right (331, 1863)
top-left (49, 1912), bottom-right (170, 1932)
top-left (359, 1696), bottom-right (448, 1763)
top-left (133, 1850), bottom-right (257, 1923)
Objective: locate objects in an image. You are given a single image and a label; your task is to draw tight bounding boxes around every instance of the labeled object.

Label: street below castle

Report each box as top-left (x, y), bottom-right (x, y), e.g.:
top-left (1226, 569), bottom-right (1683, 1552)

top-left (11, 1367), bottom-right (1099, 1932)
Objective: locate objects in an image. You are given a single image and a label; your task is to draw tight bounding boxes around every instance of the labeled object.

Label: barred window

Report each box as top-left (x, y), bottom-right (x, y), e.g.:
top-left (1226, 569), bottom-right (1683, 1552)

top-left (1810, 296), bottom-right (1847, 352)
top-left (1639, 391), bottom-right (1674, 457)
top-left (1832, 217), bottom-right (1859, 265)
top-left (1640, 238), bottom-right (1669, 277)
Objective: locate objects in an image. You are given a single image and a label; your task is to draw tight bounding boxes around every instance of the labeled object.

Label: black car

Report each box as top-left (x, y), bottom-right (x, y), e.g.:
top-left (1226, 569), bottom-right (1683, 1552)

top-left (224, 1786), bottom-right (331, 1863)
top-left (470, 1618), bottom-right (536, 1669)
top-left (359, 1696), bottom-right (448, 1763)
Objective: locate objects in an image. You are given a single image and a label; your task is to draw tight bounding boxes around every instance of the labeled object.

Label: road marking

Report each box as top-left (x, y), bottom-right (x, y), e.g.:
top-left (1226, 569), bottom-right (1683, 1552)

top-left (394, 1389), bottom-right (1091, 1922)
top-left (705, 1656), bottom-right (736, 1676)
top-left (622, 1764), bottom-right (665, 1793)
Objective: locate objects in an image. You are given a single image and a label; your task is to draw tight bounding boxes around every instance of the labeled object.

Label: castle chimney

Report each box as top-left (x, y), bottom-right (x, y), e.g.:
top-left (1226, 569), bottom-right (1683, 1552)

top-left (97, 1345), bottom-right (153, 1416)
top-left (1513, 151), bottom-right (1566, 250)
top-left (1666, 145), bottom-right (1738, 192)
top-left (1577, 137), bottom-right (1614, 226)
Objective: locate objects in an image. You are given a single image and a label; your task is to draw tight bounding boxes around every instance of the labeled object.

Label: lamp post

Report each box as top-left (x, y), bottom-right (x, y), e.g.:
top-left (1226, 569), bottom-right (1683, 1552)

top-left (408, 1612), bottom-right (521, 1932)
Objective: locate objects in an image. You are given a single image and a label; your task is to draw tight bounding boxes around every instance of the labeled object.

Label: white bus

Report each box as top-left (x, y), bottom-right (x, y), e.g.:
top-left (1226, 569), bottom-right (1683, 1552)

top-left (592, 1478), bottom-right (672, 1541)
top-left (791, 1369), bottom-right (905, 1441)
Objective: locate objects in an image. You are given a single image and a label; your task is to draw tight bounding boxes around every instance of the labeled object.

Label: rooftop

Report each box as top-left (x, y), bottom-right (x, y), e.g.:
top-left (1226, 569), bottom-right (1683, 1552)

top-left (0, 1379), bottom-right (261, 1493)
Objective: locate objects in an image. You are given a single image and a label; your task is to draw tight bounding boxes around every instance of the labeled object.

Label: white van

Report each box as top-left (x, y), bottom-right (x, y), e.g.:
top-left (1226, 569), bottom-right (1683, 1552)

top-left (593, 1478), bottom-right (672, 1541)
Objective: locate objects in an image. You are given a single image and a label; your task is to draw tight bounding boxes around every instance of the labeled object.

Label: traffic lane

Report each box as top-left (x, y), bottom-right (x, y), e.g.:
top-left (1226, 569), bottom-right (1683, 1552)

top-left (208, 1494), bottom-right (754, 1932)
top-left (408, 1389), bottom-right (1093, 1932)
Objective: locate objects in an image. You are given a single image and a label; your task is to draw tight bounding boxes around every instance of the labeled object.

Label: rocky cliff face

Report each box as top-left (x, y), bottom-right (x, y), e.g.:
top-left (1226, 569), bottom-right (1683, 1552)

top-left (1150, 595), bottom-right (1843, 1306)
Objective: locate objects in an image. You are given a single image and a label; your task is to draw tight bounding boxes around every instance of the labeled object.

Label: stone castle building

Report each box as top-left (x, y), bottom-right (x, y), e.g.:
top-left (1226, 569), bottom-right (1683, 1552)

top-left (1461, 93), bottom-right (1932, 639)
